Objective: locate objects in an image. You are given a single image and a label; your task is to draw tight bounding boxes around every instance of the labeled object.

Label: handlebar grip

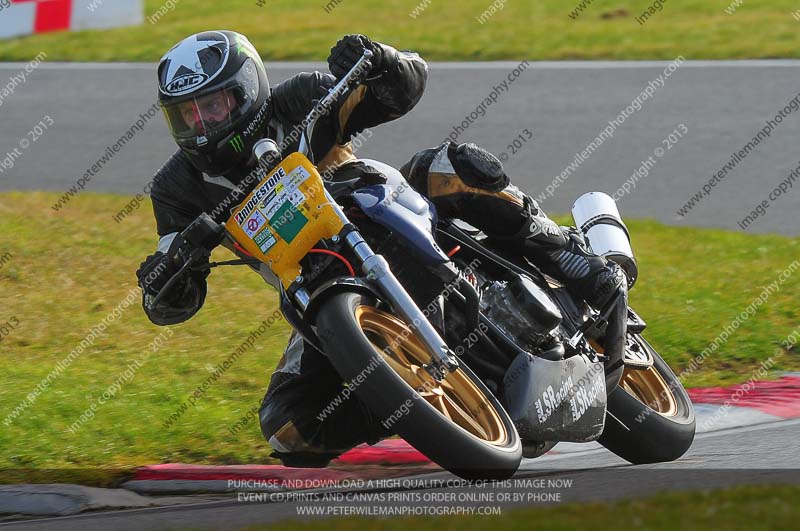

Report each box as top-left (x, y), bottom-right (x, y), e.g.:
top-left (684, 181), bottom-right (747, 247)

top-left (181, 213), bottom-right (225, 251)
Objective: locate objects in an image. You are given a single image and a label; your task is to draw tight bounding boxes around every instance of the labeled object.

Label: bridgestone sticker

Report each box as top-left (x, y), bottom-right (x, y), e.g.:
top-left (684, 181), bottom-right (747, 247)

top-left (235, 166), bottom-right (288, 225)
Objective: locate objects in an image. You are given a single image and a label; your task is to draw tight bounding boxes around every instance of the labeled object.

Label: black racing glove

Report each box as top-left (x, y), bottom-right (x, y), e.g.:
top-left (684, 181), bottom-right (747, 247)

top-left (136, 251), bottom-right (182, 301)
top-left (328, 34), bottom-right (388, 80)
top-left (136, 236), bottom-right (211, 325)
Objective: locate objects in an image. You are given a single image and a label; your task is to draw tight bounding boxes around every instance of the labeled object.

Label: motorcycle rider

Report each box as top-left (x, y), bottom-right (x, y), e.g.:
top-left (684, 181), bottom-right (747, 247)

top-left (137, 30), bottom-right (624, 466)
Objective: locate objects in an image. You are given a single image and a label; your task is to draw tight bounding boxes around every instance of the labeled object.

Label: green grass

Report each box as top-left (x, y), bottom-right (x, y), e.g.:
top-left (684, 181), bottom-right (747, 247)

top-left (1, 1), bottom-right (800, 62)
top-left (0, 192), bottom-right (798, 477)
top-left (223, 484), bottom-right (800, 531)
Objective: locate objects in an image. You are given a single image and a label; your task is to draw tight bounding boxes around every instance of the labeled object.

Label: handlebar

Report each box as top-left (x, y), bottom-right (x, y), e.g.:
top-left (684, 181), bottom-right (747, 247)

top-left (297, 49), bottom-right (373, 158)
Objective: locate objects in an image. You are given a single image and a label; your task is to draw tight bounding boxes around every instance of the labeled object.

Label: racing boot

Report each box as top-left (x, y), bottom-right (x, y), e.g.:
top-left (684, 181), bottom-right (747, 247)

top-left (401, 141), bottom-right (624, 310)
top-left (519, 223), bottom-right (626, 311)
top-left (260, 334), bottom-right (394, 468)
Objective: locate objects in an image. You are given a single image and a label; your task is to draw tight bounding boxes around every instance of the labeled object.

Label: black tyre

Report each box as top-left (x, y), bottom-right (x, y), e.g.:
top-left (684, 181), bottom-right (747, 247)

top-left (315, 292), bottom-right (522, 480)
top-left (599, 334), bottom-right (696, 464)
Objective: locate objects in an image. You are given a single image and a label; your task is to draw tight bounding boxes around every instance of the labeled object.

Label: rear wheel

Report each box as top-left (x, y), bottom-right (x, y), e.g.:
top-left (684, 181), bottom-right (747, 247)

top-left (315, 292), bottom-right (522, 479)
top-left (599, 334), bottom-right (695, 463)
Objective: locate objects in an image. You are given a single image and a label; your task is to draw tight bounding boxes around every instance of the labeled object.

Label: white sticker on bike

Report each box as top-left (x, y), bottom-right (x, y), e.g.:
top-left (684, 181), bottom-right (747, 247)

top-left (258, 166), bottom-right (310, 220)
top-left (569, 374), bottom-right (604, 422)
top-left (243, 210), bottom-right (267, 237)
top-left (535, 376), bottom-right (575, 425)
top-left (253, 227), bottom-right (277, 253)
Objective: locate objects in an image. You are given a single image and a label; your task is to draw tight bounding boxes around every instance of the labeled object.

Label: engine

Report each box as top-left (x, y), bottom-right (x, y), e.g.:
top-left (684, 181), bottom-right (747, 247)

top-left (479, 273), bottom-right (563, 356)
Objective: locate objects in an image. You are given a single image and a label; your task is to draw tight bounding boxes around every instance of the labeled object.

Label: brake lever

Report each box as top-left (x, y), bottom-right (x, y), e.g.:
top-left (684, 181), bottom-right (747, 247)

top-left (191, 258), bottom-right (262, 271)
top-left (182, 213), bottom-right (225, 250)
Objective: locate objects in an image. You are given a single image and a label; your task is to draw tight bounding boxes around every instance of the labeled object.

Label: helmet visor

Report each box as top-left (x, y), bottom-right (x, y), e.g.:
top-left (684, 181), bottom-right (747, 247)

top-left (161, 57), bottom-right (261, 144)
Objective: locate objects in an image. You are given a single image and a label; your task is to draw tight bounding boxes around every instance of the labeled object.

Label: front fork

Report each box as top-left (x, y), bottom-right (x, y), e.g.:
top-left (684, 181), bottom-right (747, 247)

top-left (290, 191), bottom-right (460, 378)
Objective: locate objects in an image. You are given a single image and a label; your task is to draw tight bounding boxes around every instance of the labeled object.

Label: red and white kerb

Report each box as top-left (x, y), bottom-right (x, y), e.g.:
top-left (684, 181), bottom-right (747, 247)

top-left (0, 0), bottom-right (143, 40)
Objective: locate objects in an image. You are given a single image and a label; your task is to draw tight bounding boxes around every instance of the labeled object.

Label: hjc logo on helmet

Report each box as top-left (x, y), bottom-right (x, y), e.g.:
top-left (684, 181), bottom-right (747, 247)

top-left (165, 73), bottom-right (209, 95)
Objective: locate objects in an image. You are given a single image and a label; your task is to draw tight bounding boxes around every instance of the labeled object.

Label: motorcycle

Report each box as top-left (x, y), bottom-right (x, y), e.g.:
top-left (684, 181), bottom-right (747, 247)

top-left (154, 51), bottom-right (695, 480)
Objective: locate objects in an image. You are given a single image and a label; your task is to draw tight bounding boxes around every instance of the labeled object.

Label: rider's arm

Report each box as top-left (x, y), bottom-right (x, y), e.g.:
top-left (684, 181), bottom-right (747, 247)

top-left (333, 40), bottom-right (428, 143)
top-left (269, 39), bottom-right (426, 163)
top-left (138, 152), bottom-right (210, 326)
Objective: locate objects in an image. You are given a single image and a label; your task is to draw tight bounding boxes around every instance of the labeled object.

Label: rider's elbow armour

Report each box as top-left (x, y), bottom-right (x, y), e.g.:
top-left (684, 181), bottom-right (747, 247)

top-left (400, 142), bottom-right (566, 249)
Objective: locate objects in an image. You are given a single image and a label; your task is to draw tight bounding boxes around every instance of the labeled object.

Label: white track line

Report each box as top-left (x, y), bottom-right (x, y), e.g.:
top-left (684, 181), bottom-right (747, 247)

top-left (693, 416), bottom-right (800, 439)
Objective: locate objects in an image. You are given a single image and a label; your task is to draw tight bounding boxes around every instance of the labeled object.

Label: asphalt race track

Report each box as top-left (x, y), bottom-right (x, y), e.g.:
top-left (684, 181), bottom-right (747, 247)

top-left (2, 419), bottom-right (798, 530)
top-left (1, 60), bottom-right (799, 235)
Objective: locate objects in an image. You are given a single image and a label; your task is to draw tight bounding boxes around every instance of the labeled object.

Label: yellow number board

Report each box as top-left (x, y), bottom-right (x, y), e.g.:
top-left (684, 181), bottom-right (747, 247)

top-left (226, 153), bottom-right (345, 288)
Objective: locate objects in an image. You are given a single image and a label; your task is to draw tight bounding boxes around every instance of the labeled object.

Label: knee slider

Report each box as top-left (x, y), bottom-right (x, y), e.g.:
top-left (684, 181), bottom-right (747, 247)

top-left (448, 142), bottom-right (509, 192)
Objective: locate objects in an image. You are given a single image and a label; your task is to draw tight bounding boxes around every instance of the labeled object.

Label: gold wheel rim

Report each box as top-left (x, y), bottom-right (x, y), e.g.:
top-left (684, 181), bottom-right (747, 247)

top-left (354, 305), bottom-right (508, 445)
top-left (620, 342), bottom-right (678, 417)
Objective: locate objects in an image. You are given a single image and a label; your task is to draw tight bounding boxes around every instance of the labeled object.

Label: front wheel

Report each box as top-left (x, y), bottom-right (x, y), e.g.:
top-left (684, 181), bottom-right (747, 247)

top-left (599, 334), bottom-right (696, 463)
top-left (315, 292), bottom-right (522, 480)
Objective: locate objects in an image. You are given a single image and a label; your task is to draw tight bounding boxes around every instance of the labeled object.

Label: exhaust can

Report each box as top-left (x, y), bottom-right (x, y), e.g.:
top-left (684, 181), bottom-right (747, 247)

top-left (572, 192), bottom-right (638, 288)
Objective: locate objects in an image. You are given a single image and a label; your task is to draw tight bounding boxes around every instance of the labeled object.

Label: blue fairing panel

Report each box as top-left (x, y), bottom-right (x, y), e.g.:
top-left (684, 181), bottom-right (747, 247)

top-left (351, 161), bottom-right (449, 266)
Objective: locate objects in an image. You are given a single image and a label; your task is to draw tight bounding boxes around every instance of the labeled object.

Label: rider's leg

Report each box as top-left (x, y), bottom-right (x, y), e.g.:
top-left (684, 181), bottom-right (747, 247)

top-left (259, 332), bottom-right (392, 467)
top-left (400, 141), bottom-right (625, 309)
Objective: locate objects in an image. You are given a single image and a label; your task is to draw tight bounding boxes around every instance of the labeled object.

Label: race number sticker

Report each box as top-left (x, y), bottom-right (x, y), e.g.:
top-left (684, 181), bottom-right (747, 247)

top-left (234, 163), bottom-right (315, 252)
top-left (243, 210), bottom-right (267, 237)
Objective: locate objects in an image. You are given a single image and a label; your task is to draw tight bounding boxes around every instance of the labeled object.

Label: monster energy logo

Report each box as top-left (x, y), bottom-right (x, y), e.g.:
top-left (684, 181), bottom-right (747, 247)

top-left (229, 134), bottom-right (244, 153)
